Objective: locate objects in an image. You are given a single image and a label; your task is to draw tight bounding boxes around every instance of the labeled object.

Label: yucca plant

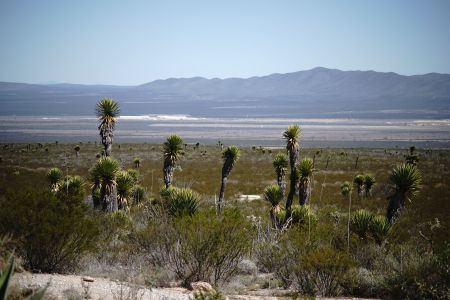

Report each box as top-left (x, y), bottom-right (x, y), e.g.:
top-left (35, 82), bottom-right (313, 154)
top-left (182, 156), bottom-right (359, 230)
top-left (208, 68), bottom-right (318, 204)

top-left (370, 215), bottom-right (391, 245)
top-left (74, 145), bottom-right (80, 157)
top-left (57, 175), bottom-right (85, 198)
top-left (405, 145), bottom-right (419, 166)
top-left (46, 167), bottom-right (62, 192)
top-left (263, 185), bottom-right (284, 229)
top-left (387, 163), bottom-right (422, 224)
top-left (298, 158), bottom-right (314, 206)
top-left (353, 174), bottom-right (365, 197)
top-left (163, 134), bottom-right (184, 188)
top-left (91, 156), bottom-right (120, 212)
top-left (131, 185), bottom-right (146, 204)
top-left (341, 181), bottom-right (353, 252)
top-left (350, 209), bottom-right (374, 241)
top-left (273, 153), bottom-right (288, 195)
top-left (116, 171), bottom-right (135, 210)
top-left (96, 98), bottom-right (120, 156)
top-left (283, 125), bottom-right (302, 212)
top-left (218, 146), bottom-right (240, 211)
top-left (126, 168), bottom-right (139, 184)
top-left (168, 188), bottom-right (200, 218)
top-left (133, 157), bottom-right (141, 168)
top-left (364, 174), bottom-right (376, 197)
top-left (291, 205), bottom-right (316, 225)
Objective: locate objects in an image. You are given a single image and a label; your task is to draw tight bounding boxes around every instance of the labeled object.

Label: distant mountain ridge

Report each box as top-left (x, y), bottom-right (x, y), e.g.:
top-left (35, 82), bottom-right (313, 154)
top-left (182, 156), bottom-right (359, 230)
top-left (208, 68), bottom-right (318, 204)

top-left (1, 67), bottom-right (450, 118)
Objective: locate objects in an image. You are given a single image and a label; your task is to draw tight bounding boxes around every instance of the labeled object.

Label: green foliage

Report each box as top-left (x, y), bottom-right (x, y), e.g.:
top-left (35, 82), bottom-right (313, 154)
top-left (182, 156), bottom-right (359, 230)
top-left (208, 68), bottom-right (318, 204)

top-left (263, 185), bottom-right (283, 207)
top-left (0, 257), bottom-right (14, 300)
top-left (390, 163), bottom-right (422, 197)
top-left (291, 205), bottom-right (317, 226)
top-left (0, 189), bottom-right (100, 273)
top-left (298, 158), bottom-right (314, 177)
top-left (273, 153), bottom-right (288, 170)
top-left (91, 156), bottom-right (120, 182)
top-left (135, 209), bottom-right (253, 286)
top-left (283, 124), bottom-right (302, 148)
top-left (192, 290), bottom-right (225, 300)
top-left (126, 168), bottom-right (139, 184)
top-left (96, 98), bottom-right (120, 124)
top-left (369, 215), bottom-right (391, 245)
top-left (116, 171), bottom-right (135, 198)
top-left (74, 145), bottom-right (80, 152)
top-left (351, 209), bottom-right (375, 240)
top-left (364, 174), bottom-right (376, 196)
top-left (131, 185), bottom-right (146, 204)
top-left (133, 157), bottom-right (141, 168)
top-left (353, 174), bottom-right (365, 194)
top-left (168, 188), bottom-right (200, 218)
top-left (46, 167), bottom-right (62, 190)
top-left (163, 134), bottom-right (184, 165)
top-left (222, 146), bottom-right (240, 167)
top-left (56, 175), bottom-right (85, 198)
top-left (341, 181), bottom-right (352, 197)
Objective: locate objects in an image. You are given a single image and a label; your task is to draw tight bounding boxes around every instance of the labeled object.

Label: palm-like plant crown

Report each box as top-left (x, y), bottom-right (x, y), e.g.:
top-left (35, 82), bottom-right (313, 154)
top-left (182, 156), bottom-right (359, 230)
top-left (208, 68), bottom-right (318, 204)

top-left (369, 215), bottom-right (390, 244)
top-left (96, 98), bottom-right (120, 130)
top-left (364, 174), bottom-right (376, 190)
top-left (351, 209), bottom-right (374, 239)
top-left (263, 185), bottom-right (283, 207)
top-left (353, 174), bottom-right (365, 186)
top-left (168, 188), bottom-right (200, 218)
top-left (59, 175), bottom-right (85, 197)
top-left (116, 171), bottom-right (135, 198)
top-left (341, 181), bottom-right (352, 197)
top-left (390, 163), bottom-right (422, 197)
top-left (126, 169), bottom-right (139, 184)
top-left (92, 156), bottom-right (120, 191)
top-left (298, 158), bottom-right (314, 177)
top-left (46, 167), bottom-right (62, 186)
top-left (131, 185), bottom-right (146, 203)
top-left (222, 146), bottom-right (241, 175)
top-left (163, 135), bottom-right (184, 166)
top-left (273, 153), bottom-right (288, 172)
top-left (283, 125), bottom-right (301, 151)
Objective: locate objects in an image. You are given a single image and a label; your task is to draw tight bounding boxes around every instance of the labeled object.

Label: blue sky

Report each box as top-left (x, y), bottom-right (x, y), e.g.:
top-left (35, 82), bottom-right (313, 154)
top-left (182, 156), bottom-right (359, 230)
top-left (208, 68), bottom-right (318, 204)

top-left (1, 0), bottom-right (449, 85)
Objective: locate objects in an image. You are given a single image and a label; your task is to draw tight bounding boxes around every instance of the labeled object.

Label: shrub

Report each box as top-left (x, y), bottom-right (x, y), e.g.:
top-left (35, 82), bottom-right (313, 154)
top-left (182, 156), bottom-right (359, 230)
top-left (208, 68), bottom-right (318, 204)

top-left (291, 205), bottom-right (317, 226)
top-left (0, 189), bottom-right (100, 273)
top-left (369, 215), bottom-right (390, 245)
top-left (135, 208), bottom-right (254, 286)
top-left (350, 209), bottom-right (374, 241)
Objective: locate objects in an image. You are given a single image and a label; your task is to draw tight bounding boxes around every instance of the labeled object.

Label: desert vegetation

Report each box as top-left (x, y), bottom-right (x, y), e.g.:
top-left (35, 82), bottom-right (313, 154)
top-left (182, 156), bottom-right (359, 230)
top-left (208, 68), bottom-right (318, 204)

top-left (0, 99), bottom-right (449, 299)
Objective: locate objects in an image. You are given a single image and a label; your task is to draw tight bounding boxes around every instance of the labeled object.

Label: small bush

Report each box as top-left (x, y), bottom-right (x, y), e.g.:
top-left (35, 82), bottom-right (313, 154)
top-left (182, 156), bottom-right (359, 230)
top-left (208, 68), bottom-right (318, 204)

top-left (0, 189), bottom-right (100, 273)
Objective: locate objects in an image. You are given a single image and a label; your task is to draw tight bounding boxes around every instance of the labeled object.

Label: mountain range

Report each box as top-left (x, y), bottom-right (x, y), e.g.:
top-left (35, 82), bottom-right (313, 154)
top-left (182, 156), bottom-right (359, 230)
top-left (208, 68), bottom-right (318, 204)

top-left (1, 67), bottom-right (449, 118)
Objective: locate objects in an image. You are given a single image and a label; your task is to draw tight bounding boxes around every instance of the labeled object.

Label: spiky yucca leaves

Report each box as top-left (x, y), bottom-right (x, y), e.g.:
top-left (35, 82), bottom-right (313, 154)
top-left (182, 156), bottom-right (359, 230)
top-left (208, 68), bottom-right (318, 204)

top-left (341, 181), bottom-right (352, 197)
top-left (291, 205), bottom-right (317, 226)
top-left (273, 153), bottom-right (288, 195)
top-left (364, 174), bottom-right (376, 197)
top-left (96, 98), bottom-right (120, 156)
top-left (350, 209), bottom-right (374, 241)
top-left (387, 163), bottom-right (422, 224)
top-left (298, 158), bottom-right (314, 206)
top-left (353, 174), bottom-right (365, 197)
top-left (283, 125), bottom-right (302, 212)
top-left (168, 188), bottom-right (200, 218)
top-left (46, 167), bottom-right (62, 192)
top-left (133, 157), bottom-right (141, 168)
top-left (92, 156), bottom-right (120, 212)
top-left (126, 168), bottom-right (139, 184)
top-left (370, 215), bottom-right (391, 245)
top-left (131, 185), bottom-right (146, 204)
top-left (163, 134), bottom-right (184, 188)
top-left (264, 185), bottom-right (284, 229)
top-left (116, 171), bottom-right (135, 210)
top-left (57, 175), bottom-right (85, 198)
top-left (218, 146), bottom-right (241, 210)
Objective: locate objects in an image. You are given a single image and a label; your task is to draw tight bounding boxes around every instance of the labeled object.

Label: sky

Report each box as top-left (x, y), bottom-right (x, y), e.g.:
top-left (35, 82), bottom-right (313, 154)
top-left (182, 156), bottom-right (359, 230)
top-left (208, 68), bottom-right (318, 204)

top-left (0, 0), bottom-right (449, 85)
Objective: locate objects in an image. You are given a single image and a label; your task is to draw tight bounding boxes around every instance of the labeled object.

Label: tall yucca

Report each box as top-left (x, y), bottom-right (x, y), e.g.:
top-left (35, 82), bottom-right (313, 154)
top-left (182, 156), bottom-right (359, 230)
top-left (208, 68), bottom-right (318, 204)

top-left (353, 174), bottom-right (365, 197)
top-left (298, 158), bottom-right (314, 206)
top-left (163, 134), bottom-right (184, 188)
top-left (46, 167), bottom-right (62, 192)
top-left (116, 171), bottom-right (135, 210)
top-left (387, 163), bottom-right (422, 224)
top-left (218, 146), bottom-right (240, 210)
top-left (91, 156), bottom-right (120, 212)
top-left (364, 174), bottom-right (376, 197)
top-left (96, 98), bottom-right (120, 156)
top-left (370, 215), bottom-right (390, 245)
top-left (273, 153), bottom-right (288, 195)
top-left (263, 185), bottom-right (284, 228)
top-left (283, 125), bottom-right (302, 212)
top-left (350, 209), bottom-right (374, 241)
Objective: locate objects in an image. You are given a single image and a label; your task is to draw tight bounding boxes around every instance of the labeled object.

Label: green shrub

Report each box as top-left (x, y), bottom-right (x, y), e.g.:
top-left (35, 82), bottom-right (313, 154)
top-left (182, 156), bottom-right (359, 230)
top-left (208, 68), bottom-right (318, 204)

top-left (0, 189), bottom-right (100, 273)
top-left (135, 208), bottom-right (253, 286)
top-left (350, 209), bottom-right (374, 241)
top-left (291, 205), bottom-right (317, 226)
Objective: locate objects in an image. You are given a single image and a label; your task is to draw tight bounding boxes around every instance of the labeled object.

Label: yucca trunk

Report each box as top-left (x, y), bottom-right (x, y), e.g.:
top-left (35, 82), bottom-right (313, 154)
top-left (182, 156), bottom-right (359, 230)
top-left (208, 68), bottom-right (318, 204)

top-left (276, 171), bottom-right (286, 195)
top-left (101, 127), bottom-right (113, 156)
top-left (387, 192), bottom-right (406, 224)
top-left (218, 176), bottom-right (227, 210)
top-left (299, 176), bottom-right (310, 206)
top-left (163, 161), bottom-right (174, 188)
top-left (101, 183), bottom-right (118, 212)
top-left (286, 148), bottom-right (299, 212)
